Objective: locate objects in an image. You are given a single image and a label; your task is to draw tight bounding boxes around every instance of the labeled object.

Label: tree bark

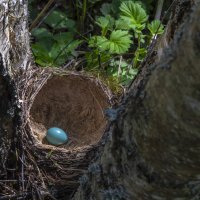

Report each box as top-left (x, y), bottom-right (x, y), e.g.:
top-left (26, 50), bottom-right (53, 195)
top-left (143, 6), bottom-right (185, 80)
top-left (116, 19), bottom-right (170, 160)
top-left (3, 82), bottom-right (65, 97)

top-left (0, 0), bottom-right (31, 72)
top-left (0, 0), bottom-right (32, 197)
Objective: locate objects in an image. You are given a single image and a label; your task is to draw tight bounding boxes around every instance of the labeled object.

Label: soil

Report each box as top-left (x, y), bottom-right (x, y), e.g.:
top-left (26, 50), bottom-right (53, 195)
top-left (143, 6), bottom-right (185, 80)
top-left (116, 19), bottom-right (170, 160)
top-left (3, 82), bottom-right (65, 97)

top-left (30, 74), bottom-right (110, 149)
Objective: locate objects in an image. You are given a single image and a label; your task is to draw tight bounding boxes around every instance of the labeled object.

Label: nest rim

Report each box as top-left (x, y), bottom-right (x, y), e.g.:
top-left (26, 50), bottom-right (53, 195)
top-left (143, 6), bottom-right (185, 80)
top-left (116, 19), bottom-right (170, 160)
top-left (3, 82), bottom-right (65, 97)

top-left (27, 69), bottom-right (114, 153)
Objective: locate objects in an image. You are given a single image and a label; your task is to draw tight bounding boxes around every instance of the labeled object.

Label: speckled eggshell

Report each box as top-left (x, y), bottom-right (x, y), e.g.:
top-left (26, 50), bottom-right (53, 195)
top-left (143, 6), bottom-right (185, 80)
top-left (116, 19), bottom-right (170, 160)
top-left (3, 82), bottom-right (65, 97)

top-left (46, 127), bottom-right (68, 145)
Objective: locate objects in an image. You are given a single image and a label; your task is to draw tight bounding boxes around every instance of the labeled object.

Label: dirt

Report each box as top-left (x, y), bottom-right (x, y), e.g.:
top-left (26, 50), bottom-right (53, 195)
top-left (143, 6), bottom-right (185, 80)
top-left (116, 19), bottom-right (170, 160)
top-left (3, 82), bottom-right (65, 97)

top-left (30, 74), bottom-right (110, 149)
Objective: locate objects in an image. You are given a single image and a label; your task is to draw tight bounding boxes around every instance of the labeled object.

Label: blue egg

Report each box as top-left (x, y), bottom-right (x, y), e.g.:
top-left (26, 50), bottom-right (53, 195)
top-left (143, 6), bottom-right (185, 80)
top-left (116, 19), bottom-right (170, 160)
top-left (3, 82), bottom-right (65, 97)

top-left (46, 127), bottom-right (68, 145)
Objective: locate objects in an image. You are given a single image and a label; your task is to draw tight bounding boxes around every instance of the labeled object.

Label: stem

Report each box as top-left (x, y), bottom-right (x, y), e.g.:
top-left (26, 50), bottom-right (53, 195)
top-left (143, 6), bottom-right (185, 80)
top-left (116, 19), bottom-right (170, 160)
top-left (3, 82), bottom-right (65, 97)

top-left (155, 0), bottom-right (164, 20)
top-left (133, 33), bottom-right (141, 68)
top-left (102, 27), bottom-right (108, 36)
top-left (36, 3), bottom-right (58, 30)
top-left (76, 0), bottom-right (79, 21)
top-left (98, 53), bottom-right (102, 69)
top-left (81, 0), bottom-right (87, 30)
top-left (29, 0), bottom-right (55, 31)
top-left (118, 56), bottom-right (122, 78)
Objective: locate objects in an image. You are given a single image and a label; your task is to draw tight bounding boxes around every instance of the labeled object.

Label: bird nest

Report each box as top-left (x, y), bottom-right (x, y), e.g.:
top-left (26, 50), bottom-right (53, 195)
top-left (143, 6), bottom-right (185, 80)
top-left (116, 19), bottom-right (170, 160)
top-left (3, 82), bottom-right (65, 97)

top-left (16, 68), bottom-right (114, 199)
top-left (30, 73), bottom-right (109, 149)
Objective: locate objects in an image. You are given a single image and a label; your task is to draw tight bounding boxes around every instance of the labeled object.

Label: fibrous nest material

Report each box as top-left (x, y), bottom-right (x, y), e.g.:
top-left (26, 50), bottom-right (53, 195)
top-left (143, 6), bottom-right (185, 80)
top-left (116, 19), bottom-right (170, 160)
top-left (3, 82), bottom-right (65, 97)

top-left (18, 68), bottom-right (114, 199)
top-left (30, 73), bottom-right (110, 149)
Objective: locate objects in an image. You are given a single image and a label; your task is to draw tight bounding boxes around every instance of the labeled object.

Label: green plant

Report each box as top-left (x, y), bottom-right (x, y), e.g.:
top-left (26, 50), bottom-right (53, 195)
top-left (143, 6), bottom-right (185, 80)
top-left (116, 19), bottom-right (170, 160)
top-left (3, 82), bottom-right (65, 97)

top-left (31, 10), bottom-right (82, 67)
top-left (89, 30), bottom-right (132, 54)
top-left (44, 10), bottom-right (75, 31)
top-left (147, 19), bottom-right (164, 36)
top-left (120, 1), bottom-right (148, 31)
top-left (30, 0), bottom-right (164, 90)
top-left (108, 58), bottom-right (138, 85)
top-left (86, 1), bottom-right (164, 86)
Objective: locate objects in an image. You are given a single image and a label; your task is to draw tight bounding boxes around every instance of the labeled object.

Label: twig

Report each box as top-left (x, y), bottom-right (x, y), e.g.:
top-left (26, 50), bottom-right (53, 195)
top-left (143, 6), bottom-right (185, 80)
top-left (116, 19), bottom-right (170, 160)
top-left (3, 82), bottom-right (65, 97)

top-left (29, 0), bottom-right (55, 31)
top-left (155, 0), bottom-right (165, 20)
top-left (118, 56), bottom-right (122, 77)
top-left (36, 3), bottom-right (59, 29)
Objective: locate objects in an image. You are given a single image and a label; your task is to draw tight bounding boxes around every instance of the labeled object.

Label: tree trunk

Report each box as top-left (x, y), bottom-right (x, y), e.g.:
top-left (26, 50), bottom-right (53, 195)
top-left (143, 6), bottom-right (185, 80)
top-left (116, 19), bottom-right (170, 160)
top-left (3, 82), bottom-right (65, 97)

top-left (0, 0), bottom-right (200, 200)
top-left (0, 0), bottom-right (31, 197)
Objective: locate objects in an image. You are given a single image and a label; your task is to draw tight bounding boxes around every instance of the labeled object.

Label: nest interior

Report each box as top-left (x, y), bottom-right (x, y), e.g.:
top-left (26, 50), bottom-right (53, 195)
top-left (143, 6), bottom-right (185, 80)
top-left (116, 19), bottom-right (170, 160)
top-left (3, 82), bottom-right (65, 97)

top-left (30, 74), bottom-right (110, 149)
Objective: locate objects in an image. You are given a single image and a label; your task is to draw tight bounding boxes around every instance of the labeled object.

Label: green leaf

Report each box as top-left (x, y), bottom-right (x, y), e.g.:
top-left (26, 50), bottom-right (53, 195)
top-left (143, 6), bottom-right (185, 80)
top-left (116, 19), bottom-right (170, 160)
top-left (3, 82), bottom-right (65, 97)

top-left (110, 59), bottom-right (129, 68)
top-left (120, 66), bottom-right (138, 86)
top-left (89, 36), bottom-right (107, 48)
top-left (31, 43), bottom-right (54, 66)
top-left (49, 40), bottom-right (82, 62)
top-left (89, 30), bottom-right (132, 54)
top-left (111, 0), bottom-right (123, 14)
top-left (31, 28), bottom-right (55, 50)
top-left (120, 1), bottom-right (148, 30)
top-left (129, 68), bottom-right (138, 75)
top-left (44, 10), bottom-right (75, 30)
top-left (88, 0), bottom-right (101, 4)
top-left (32, 38), bottom-right (81, 67)
top-left (106, 30), bottom-right (132, 54)
top-left (53, 32), bottom-right (79, 58)
top-left (147, 20), bottom-right (164, 35)
top-left (115, 19), bottom-right (130, 30)
top-left (88, 36), bottom-right (97, 48)
top-left (32, 43), bottom-right (50, 58)
top-left (96, 15), bottom-right (115, 31)
top-left (48, 43), bottom-right (62, 60)
top-left (100, 3), bottom-right (113, 16)
top-left (66, 40), bottom-right (82, 56)
top-left (53, 32), bottom-right (74, 44)
top-left (85, 50), bottom-right (111, 69)
top-left (137, 48), bottom-right (147, 54)
top-left (31, 28), bottom-right (53, 39)
top-left (35, 58), bottom-right (52, 67)
top-left (96, 16), bottom-right (109, 29)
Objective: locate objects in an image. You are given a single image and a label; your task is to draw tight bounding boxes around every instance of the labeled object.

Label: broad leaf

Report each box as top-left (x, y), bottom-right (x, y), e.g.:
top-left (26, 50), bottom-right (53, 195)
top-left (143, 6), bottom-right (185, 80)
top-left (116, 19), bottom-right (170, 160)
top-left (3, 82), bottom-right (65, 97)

top-left (85, 50), bottom-right (111, 69)
top-left (89, 36), bottom-right (107, 48)
top-left (49, 40), bottom-right (82, 62)
top-left (31, 28), bottom-right (53, 39)
top-left (44, 10), bottom-right (75, 30)
top-left (89, 30), bottom-right (132, 54)
top-left (110, 59), bottom-right (129, 68)
top-left (32, 43), bottom-right (50, 58)
top-left (66, 40), bottom-right (82, 56)
top-left (54, 32), bottom-right (74, 44)
top-left (115, 19), bottom-right (131, 30)
top-left (31, 28), bottom-right (54, 49)
top-left (148, 20), bottom-right (164, 35)
top-left (100, 3), bottom-right (113, 16)
top-left (120, 1), bottom-right (148, 30)
top-left (96, 16), bottom-right (109, 29)
top-left (106, 30), bottom-right (132, 54)
top-left (96, 15), bottom-right (115, 31)
top-left (31, 43), bottom-right (54, 66)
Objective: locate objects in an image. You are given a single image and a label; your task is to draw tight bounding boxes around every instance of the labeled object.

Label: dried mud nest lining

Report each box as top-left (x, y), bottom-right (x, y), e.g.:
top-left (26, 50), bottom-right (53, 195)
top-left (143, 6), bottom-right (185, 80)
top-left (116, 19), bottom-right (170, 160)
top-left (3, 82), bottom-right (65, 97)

top-left (30, 72), bottom-right (111, 149)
